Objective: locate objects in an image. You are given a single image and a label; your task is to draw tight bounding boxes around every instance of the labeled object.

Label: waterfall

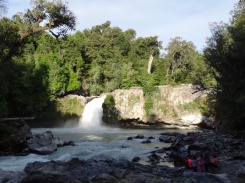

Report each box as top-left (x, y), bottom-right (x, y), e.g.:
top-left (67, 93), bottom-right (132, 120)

top-left (79, 95), bottom-right (106, 129)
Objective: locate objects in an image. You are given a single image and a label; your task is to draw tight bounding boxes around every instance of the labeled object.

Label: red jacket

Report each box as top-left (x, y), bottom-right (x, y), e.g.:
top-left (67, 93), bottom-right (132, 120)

top-left (187, 158), bottom-right (193, 168)
top-left (212, 157), bottom-right (219, 166)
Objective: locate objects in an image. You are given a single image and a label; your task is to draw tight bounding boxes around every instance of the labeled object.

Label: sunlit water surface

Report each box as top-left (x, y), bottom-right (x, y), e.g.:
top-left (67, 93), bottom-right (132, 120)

top-left (0, 127), bottom-right (197, 172)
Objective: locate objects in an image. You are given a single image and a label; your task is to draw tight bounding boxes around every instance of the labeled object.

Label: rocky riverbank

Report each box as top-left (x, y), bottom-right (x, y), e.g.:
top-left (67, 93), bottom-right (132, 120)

top-left (0, 123), bottom-right (245, 183)
top-left (0, 119), bottom-right (74, 156)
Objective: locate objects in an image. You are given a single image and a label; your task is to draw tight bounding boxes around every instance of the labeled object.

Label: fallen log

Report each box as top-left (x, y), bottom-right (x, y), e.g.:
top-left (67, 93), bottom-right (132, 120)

top-left (0, 117), bottom-right (35, 121)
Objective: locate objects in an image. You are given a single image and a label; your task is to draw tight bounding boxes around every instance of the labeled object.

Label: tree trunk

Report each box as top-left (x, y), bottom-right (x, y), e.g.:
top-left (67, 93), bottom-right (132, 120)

top-left (147, 54), bottom-right (154, 74)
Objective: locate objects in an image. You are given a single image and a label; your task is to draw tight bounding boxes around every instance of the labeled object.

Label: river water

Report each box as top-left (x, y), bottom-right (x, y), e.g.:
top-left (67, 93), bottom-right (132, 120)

top-left (0, 96), bottom-right (196, 172)
top-left (0, 127), bottom-right (189, 172)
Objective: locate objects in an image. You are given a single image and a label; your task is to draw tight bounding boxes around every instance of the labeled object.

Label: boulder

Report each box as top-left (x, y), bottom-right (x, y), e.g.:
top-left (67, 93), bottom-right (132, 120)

top-left (28, 135), bottom-right (57, 155)
top-left (0, 169), bottom-right (25, 183)
top-left (159, 135), bottom-right (177, 143)
top-left (0, 119), bottom-right (32, 155)
top-left (27, 130), bottom-right (74, 155)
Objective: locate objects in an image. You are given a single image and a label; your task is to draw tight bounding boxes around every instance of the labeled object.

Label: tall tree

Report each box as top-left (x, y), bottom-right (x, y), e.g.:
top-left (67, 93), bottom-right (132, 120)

top-left (0, 0), bottom-right (77, 117)
top-left (13, 0), bottom-right (76, 40)
top-left (204, 0), bottom-right (245, 129)
top-left (165, 37), bottom-right (198, 83)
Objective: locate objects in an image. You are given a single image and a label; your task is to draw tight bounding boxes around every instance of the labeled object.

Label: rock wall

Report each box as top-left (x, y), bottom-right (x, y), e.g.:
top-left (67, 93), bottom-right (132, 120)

top-left (110, 85), bottom-right (207, 128)
top-left (111, 88), bottom-right (147, 121)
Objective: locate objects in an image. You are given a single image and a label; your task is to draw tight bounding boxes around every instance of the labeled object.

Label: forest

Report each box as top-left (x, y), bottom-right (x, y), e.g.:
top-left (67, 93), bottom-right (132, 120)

top-left (0, 0), bottom-right (244, 129)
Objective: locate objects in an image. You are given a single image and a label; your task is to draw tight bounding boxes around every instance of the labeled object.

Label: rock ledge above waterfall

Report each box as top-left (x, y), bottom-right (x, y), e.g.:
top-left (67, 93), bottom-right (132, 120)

top-left (103, 85), bottom-right (209, 129)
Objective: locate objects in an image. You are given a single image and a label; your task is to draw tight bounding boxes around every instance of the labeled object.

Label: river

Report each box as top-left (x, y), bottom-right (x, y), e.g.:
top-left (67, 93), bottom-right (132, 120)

top-left (1, 127), bottom-right (190, 172)
top-left (0, 96), bottom-right (195, 172)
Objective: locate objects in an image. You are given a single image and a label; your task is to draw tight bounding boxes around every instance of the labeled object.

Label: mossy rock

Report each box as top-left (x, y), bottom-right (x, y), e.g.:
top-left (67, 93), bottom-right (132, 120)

top-left (102, 95), bottom-right (120, 125)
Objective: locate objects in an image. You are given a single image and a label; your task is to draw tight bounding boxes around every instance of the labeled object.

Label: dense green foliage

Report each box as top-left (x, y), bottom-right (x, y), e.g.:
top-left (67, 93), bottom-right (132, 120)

top-left (0, 11), bottom-right (210, 119)
top-left (14, 0), bottom-right (76, 40)
top-left (5, 0), bottom-right (245, 129)
top-left (204, 0), bottom-right (245, 129)
top-left (0, 0), bottom-right (78, 118)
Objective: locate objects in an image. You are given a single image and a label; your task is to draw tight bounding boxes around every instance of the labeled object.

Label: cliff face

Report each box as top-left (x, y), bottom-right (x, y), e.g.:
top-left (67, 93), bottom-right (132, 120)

top-left (111, 88), bottom-right (147, 121)
top-left (109, 85), bottom-right (207, 128)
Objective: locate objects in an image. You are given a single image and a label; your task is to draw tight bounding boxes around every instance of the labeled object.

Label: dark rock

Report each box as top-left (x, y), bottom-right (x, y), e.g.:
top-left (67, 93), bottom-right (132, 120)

top-left (183, 136), bottom-right (193, 142)
top-left (23, 155), bottom-right (130, 182)
top-left (124, 172), bottom-right (160, 183)
top-left (28, 134), bottom-right (57, 155)
top-left (27, 131), bottom-right (74, 155)
top-left (0, 119), bottom-right (32, 155)
top-left (188, 142), bottom-right (207, 151)
top-left (148, 136), bottom-right (155, 139)
top-left (148, 153), bottom-right (161, 164)
top-left (92, 173), bottom-right (118, 182)
top-left (141, 139), bottom-right (151, 143)
top-left (159, 135), bottom-right (177, 143)
top-left (42, 131), bottom-right (53, 139)
top-left (0, 169), bottom-right (25, 183)
top-left (134, 134), bottom-right (144, 139)
top-left (132, 157), bottom-right (140, 162)
top-left (232, 155), bottom-right (245, 160)
top-left (127, 137), bottom-right (133, 140)
top-left (171, 137), bottom-right (183, 148)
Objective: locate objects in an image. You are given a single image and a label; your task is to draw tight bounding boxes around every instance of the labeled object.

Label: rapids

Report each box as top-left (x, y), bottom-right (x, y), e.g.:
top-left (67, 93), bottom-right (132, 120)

top-left (0, 96), bottom-right (193, 172)
top-left (0, 127), bottom-right (184, 171)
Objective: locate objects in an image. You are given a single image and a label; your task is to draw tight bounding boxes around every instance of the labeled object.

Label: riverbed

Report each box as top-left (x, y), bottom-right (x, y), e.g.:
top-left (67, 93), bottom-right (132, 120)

top-left (0, 126), bottom-right (198, 172)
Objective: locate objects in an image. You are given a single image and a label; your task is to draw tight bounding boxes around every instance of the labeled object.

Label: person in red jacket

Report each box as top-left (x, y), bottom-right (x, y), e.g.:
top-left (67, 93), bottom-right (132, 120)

top-left (211, 155), bottom-right (219, 167)
top-left (212, 123), bottom-right (216, 132)
top-left (187, 156), bottom-right (193, 169)
top-left (210, 154), bottom-right (219, 173)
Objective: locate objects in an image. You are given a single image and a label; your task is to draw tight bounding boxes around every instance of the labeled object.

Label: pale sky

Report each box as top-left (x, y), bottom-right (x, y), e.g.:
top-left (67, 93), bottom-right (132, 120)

top-left (6, 0), bottom-right (237, 52)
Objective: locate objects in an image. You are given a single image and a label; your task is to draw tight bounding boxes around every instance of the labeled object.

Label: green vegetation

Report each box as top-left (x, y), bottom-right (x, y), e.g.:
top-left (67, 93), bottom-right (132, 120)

top-left (37, 97), bottom-right (84, 121)
top-left (103, 95), bottom-right (115, 109)
top-left (180, 96), bottom-right (215, 117)
top-left (204, 0), bottom-right (245, 129)
top-left (0, 0), bottom-right (244, 129)
top-left (159, 106), bottom-right (168, 115)
top-left (183, 102), bottom-right (200, 112)
top-left (102, 95), bottom-right (119, 124)
top-left (56, 97), bottom-right (84, 118)
top-left (197, 96), bottom-right (216, 117)
top-left (143, 84), bottom-right (159, 117)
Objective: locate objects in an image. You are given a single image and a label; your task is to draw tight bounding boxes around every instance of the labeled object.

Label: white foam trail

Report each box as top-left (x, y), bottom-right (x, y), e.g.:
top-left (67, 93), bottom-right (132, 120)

top-left (79, 95), bottom-right (106, 129)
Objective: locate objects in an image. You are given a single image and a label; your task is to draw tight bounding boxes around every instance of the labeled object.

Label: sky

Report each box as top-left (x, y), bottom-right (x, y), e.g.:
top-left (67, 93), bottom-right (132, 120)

top-left (6, 0), bottom-right (238, 52)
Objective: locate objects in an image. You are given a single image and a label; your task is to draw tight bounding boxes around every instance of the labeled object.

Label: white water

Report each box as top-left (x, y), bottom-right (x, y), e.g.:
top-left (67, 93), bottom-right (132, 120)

top-left (0, 127), bottom-right (180, 172)
top-left (0, 96), bottom-right (197, 172)
top-left (78, 95), bottom-right (106, 129)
